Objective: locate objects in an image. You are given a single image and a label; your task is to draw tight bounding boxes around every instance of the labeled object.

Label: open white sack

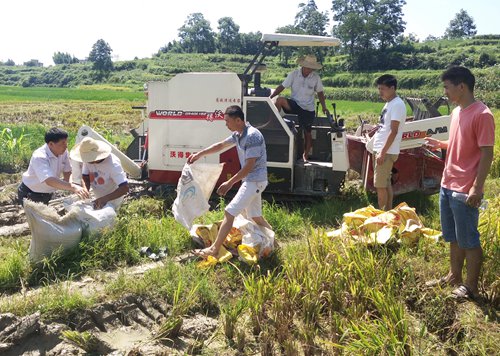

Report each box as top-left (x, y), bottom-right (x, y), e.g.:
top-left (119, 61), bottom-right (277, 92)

top-left (172, 163), bottom-right (223, 229)
top-left (67, 201), bottom-right (117, 235)
top-left (235, 214), bottom-right (275, 257)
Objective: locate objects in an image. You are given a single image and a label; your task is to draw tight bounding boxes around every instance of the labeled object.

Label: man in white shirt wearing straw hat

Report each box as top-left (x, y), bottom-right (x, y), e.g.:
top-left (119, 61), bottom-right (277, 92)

top-left (270, 54), bottom-right (330, 162)
top-left (70, 137), bottom-right (129, 210)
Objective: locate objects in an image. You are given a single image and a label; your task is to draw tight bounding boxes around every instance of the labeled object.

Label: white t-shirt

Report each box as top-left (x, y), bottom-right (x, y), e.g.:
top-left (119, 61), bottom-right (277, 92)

top-left (282, 69), bottom-right (324, 112)
top-left (373, 96), bottom-right (407, 155)
top-left (22, 144), bottom-right (72, 193)
top-left (82, 153), bottom-right (127, 201)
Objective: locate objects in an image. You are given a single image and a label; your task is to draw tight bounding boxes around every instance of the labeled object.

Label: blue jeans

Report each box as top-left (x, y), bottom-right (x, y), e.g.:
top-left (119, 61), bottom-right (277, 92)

top-left (439, 187), bottom-right (480, 249)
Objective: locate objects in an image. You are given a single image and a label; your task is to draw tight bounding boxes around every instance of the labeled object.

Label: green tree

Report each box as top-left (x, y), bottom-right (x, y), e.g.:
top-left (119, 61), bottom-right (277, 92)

top-left (158, 40), bottom-right (184, 54)
top-left (275, 25), bottom-right (305, 65)
top-left (217, 17), bottom-right (240, 54)
top-left (331, 0), bottom-right (406, 70)
top-left (444, 9), bottom-right (477, 39)
top-left (424, 35), bottom-right (439, 42)
top-left (374, 0), bottom-right (406, 49)
top-left (238, 32), bottom-right (262, 55)
top-left (53, 52), bottom-right (78, 65)
top-left (295, 0), bottom-right (329, 36)
top-left (178, 13), bottom-right (216, 53)
top-left (5, 59), bottom-right (15, 66)
top-left (88, 39), bottom-right (113, 75)
top-left (295, 1), bottom-right (330, 61)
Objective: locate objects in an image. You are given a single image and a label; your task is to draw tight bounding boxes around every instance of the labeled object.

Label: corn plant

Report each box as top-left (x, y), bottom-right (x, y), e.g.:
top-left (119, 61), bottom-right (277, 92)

top-left (0, 127), bottom-right (29, 169)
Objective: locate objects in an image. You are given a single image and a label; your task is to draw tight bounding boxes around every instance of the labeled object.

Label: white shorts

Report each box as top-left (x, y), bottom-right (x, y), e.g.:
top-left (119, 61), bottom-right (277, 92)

top-left (226, 181), bottom-right (267, 218)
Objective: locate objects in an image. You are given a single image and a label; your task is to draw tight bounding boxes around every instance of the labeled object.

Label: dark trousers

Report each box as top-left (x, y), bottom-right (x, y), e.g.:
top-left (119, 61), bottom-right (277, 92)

top-left (17, 182), bottom-right (53, 206)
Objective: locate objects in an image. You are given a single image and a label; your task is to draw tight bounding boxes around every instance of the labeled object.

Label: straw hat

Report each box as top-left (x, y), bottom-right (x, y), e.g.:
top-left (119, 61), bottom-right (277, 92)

top-left (70, 137), bottom-right (111, 163)
top-left (297, 54), bottom-right (322, 70)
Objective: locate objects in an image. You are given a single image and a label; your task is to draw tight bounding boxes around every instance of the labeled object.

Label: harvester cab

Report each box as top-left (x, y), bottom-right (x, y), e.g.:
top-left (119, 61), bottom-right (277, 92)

top-left (127, 33), bottom-right (349, 198)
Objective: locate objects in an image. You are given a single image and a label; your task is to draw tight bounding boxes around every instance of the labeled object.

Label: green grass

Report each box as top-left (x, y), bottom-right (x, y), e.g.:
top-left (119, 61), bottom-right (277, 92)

top-left (0, 85), bottom-right (144, 101)
top-left (0, 186), bottom-right (498, 353)
top-left (0, 282), bottom-right (94, 319)
top-left (0, 97), bottom-right (498, 354)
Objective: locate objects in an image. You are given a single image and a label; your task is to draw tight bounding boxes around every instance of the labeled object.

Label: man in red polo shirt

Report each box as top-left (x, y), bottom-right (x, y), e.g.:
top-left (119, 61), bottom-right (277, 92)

top-left (426, 66), bottom-right (495, 300)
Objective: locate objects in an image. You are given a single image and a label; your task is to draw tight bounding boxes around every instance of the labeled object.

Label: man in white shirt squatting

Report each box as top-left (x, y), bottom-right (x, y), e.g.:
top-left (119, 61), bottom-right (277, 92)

top-left (70, 137), bottom-right (129, 210)
top-left (18, 127), bottom-right (89, 205)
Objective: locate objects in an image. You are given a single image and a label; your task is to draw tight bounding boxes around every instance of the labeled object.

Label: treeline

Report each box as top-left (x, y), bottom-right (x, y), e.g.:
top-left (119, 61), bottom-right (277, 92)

top-left (154, 0), bottom-right (497, 71)
top-left (1, 0), bottom-right (499, 72)
top-left (0, 0), bottom-right (498, 106)
top-left (3, 0), bottom-right (499, 71)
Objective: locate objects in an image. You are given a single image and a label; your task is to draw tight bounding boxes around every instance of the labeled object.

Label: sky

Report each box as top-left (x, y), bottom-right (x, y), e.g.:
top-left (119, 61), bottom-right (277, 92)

top-left (1, 0), bottom-right (499, 66)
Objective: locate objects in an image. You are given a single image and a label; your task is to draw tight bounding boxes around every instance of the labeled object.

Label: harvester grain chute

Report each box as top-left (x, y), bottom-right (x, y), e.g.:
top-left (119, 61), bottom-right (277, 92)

top-left (124, 33), bottom-right (451, 199)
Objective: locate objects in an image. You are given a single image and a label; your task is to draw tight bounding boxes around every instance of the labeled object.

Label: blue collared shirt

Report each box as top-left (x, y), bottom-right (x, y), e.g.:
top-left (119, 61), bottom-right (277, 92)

top-left (224, 124), bottom-right (267, 182)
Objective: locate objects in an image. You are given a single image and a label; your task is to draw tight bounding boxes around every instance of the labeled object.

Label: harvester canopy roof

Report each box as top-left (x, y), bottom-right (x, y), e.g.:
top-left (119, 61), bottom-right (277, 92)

top-left (261, 33), bottom-right (340, 47)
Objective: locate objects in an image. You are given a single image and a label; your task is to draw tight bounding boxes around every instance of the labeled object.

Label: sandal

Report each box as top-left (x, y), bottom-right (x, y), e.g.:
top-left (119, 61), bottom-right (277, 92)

top-left (451, 285), bottom-right (476, 300)
top-left (192, 248), bottom-right (216, 260)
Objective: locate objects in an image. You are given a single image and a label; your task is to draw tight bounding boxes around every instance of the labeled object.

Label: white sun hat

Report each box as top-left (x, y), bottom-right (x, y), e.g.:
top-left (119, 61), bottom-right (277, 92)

top-left (296, 54), bottom-right (322, 70)
top-left (70, 137), bottom-right (112, 163)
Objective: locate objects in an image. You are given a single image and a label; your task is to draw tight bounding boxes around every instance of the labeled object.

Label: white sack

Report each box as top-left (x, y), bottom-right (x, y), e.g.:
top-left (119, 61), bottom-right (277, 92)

top-left (24, 200), bottom-right (82, 263)
top-left (67, 202), bottom-right (117, 235)
top-left (172, 163), bottom-right (223, 229)
top-left (235, 215), bottom-right (275, 257)
top-left (25, 199), bottom-right (118, 263)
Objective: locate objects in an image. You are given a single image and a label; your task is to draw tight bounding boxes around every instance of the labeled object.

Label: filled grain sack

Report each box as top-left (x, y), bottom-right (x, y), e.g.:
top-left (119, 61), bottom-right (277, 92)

top-left (24, 199), bottom-right (118, 263)
top-left (24, 200), bottom-right (82, 263)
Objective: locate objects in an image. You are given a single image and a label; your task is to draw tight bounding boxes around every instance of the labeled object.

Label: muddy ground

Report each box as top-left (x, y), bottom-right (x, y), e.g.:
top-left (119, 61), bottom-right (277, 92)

top-left (0, 177), bottom-right (226, 355)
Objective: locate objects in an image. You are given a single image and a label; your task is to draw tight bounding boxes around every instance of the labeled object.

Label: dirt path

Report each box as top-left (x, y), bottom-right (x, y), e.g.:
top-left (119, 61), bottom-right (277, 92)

top-left (1, 300), bottom-right (219, 355)
top-left (0, 232), bottom-right (220, 355)
top-left (0, 178), bottom-right (228, 355)
top-left (0, 259), bottom-right (220, 355)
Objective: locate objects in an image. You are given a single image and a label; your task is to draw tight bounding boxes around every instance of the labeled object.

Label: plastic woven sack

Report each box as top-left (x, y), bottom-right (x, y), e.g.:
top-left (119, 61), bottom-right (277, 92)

top-left (24, 200), bottom-right (82, 263)
top-left (173, 163), bottom-right (223, 229)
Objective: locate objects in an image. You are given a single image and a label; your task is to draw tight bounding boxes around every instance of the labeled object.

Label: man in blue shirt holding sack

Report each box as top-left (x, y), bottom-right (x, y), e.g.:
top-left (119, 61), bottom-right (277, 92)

top-left (187, 105), bottom-right (272, 258)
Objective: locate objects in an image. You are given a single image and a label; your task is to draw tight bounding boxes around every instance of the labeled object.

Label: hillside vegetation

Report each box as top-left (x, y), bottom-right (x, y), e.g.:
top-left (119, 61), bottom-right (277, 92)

top-left (0, 36), bottom-right (498, 107)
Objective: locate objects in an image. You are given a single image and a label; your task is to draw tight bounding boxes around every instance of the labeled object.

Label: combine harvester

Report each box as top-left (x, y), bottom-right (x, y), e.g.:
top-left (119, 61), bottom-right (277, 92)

top-left (80, 33), bottom-right (451, 199)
